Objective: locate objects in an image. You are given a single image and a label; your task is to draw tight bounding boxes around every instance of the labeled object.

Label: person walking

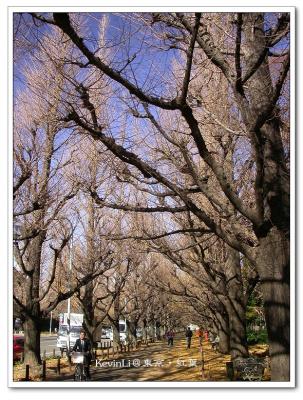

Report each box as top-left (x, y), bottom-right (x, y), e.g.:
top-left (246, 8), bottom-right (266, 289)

top-left (166, 330), bottom-right (174, 347)
top-left (195, 327), bottom-right (203, 346)
top-left (185, 327), bottom-right (193, 349)
top-left (212, 334), bottom-right (220, 352)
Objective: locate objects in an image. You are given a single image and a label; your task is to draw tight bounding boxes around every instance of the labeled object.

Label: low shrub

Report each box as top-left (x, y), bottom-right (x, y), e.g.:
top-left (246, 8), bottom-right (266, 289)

top-left (247, 329), bottom-right (268, 345)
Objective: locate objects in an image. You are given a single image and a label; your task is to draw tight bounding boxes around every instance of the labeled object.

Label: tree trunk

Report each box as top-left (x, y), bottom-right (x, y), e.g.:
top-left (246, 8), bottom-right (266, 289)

top-left (23, 314), bottom-right (41, 366)
top-left (83, 318), bottom-right (94, 345)
top-left (257, 227), bottom-right (290, 381)
top-left (112, 321), bottom-right (121, 347)
top-left (215, 311), bottom-right (230, 354)
top-left (222, 248), bottom-right (249, 360)
top-left (223, 297), bottom-right (249, 359)
top-left (82, 281), bottom-right (95, 344)
top-left (126, 320), bottom-right (137, 345)
top-left (160, 325), bottom-right (166, 339)
top-left (155, 321), bottom-right (161, 340)
top-left (219, 141), bottom-right (249, 359)
top-left (240, 18), bottom-right (290, 380)
top-left (142, 319), bottom-right (148, 341)
top-left (23, 232), bottom-right (44, 366)
top-left (81, 194), bottom-right (97, 345)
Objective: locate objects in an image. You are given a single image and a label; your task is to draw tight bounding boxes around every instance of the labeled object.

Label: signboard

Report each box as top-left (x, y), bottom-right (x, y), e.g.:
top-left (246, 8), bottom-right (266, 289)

top-left (59, 313), bottom-right (83, 326)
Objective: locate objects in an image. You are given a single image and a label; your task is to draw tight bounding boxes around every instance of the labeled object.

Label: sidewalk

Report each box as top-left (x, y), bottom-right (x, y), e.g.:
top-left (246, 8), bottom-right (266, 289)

top-left (14, 336), bottom-right (269, 382)
top-left (45, 337), bottom-right (232, 382)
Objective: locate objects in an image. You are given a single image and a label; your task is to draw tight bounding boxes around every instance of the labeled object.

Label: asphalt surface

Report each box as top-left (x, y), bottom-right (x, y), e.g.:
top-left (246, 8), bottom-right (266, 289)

top-left (41, 335), bottom-right (58, 356)
top-left (41, 336), bottom-right (113, 357)
top-left (40, 336), bottom-right (111, 356)
top-left (14, 334), bottom-right (117, 357)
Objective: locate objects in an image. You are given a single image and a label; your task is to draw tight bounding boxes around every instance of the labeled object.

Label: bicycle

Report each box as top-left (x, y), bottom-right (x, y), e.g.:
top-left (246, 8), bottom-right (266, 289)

top-left (71, 351), bottom-right (87, 381)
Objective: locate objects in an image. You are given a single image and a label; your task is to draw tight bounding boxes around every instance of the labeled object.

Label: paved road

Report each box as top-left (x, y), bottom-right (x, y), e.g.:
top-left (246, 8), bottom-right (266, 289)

top-left (40, 336), bottom-right (113, 356)
top-left (15, 334), bottom-right (116, 357)
top-left (14, 334), bottom-right (59, 357)
top-left (41, 335), bottom-right (58, 356)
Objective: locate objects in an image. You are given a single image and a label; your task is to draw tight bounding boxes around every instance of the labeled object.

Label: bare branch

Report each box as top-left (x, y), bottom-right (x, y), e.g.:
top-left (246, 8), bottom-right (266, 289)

top-left (47, 13), bottom-right (180, 111)
top-left (176, 13), bottom-right (233, 82)
top-left (102, 228), bottom-right (212, 241)
top-left (254, 52), bottom-right (290, 130)
top-left (235, 13), bottom-right (244, 94)
top-left (179, 13), bottom-right (201, 104)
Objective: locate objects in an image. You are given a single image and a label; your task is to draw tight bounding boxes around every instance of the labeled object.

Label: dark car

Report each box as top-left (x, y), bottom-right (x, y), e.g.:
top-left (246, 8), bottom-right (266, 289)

top-left (13, 335), bottom-right (24, 361)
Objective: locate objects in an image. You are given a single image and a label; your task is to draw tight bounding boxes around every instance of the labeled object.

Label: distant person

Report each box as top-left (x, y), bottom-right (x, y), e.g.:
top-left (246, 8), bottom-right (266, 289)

top-left (14, 318), bottom-right (22, 333)
top-left (204, 329), bottom-right (209, 342)
top-left (166, 330), bottom-right (174, 347)
top-left (209, 331), bottom-right (214, 343)
top-left (195, 327), bottom-right (203, 346)
top-left (212, 334), bottom-right (220, 352)
top-left (185, 327), bottom-right (193, 349)
top-left (72, 330), bottom-right (92, 379)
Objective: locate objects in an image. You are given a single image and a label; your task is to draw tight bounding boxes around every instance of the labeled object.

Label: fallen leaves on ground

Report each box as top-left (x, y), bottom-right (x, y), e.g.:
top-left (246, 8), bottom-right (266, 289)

top-left (13, 337), bottom-right (270, 382)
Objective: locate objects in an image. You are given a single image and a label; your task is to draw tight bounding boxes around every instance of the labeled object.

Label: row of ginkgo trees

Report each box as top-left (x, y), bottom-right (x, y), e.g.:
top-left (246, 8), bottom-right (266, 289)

top-left (14, 11), bottom-right (290, 380)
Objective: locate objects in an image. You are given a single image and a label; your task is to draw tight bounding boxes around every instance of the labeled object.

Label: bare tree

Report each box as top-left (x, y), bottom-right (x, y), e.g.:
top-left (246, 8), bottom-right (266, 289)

top-left (13, 26), bottom-right (113, 365)
top-left (20, 12), bottom-right (290, 380)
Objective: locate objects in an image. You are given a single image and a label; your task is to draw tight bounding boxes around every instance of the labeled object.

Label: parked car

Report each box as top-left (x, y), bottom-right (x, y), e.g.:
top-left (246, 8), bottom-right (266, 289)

top-left (13, 335), bottom-right (24, 361)
top-left (101, 326), bottom-right (113, 340)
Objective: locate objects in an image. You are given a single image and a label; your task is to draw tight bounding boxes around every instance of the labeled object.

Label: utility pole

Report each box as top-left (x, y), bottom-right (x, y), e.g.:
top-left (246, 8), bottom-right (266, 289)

top-left (49, 311), bottom-right (53, 334)
top-left (67, 228), bottom-right (73, 354)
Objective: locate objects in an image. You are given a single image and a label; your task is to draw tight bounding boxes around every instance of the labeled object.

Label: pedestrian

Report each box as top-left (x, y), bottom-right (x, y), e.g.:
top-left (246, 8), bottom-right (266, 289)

top-left (166, 330), bottom-right (174, 347)
top-left (212, 334), bottom-right (220, 352)
top-left (204, 329), bottom-right (209, 342)
top-left (195, 327), bottom-right (203, 346)
top-left (185, 327), bottom-right (193, 349)
top-left (72, 330), bottom-right (92, 379)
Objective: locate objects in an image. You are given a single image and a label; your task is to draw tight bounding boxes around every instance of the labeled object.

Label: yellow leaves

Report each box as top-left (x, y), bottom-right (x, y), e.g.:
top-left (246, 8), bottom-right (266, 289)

top-left (13, 336), bottom-right (270, 382)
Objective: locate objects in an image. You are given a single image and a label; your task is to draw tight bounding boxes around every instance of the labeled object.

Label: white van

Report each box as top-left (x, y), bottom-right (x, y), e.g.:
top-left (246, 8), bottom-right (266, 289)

top-left (119, 320), bottom-right (126, 343)
top-left (56, 313), bottom-right (83, 354)
top-left (100, 320), bottom-right (127, 343)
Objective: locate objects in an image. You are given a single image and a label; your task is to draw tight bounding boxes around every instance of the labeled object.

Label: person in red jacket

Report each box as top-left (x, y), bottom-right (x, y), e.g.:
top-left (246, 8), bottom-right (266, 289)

top-left (195, 327), bottom-right (203, 346)
top-left (166, 330), bottom-right (174, 347)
